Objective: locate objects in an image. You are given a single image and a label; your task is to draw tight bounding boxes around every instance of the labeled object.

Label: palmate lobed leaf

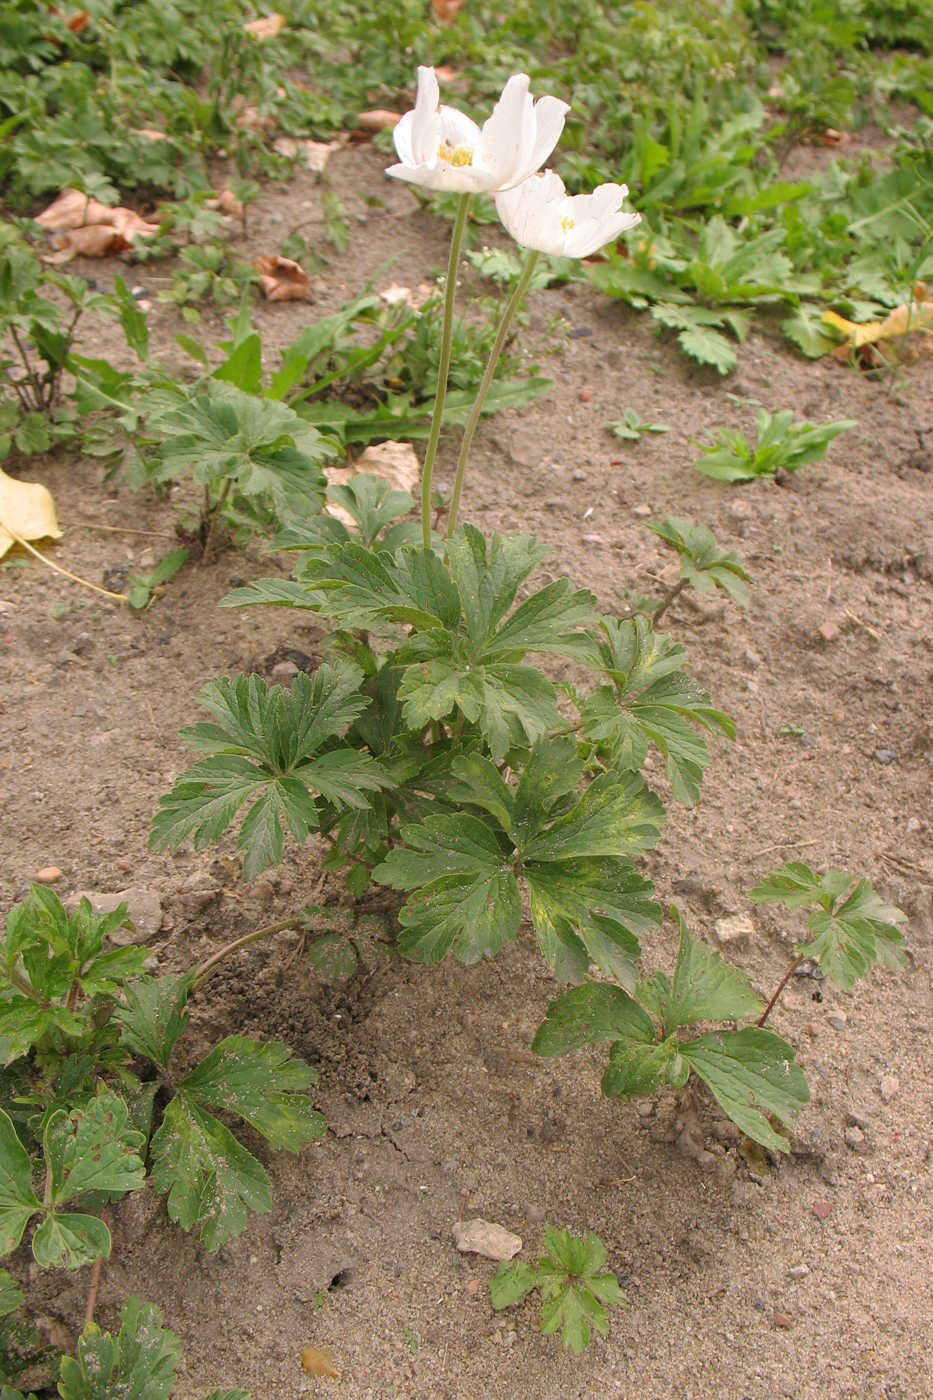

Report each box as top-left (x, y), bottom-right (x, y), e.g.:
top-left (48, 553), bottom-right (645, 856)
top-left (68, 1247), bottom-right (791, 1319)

top-left (57, 1296), bottom-right (181, 1400)
top-left (492, 1226), bottom-right (625, 1355)
top-left (0, 1110), bottom-right (40, 1256)
top-left (149, 1097), bottom-right (272, 1252)
top-left (178, 1036), bottom-right (325, 1151)
top-left (31, 1212), bottom-right (112, 1273)
top-left (525, 858), bottom-right (661, 986)
top-left (116, 973), bottom-right (193, 1070)
top-left (151, 667), bottom-right (391, 877)
top-left (579, 618), bottom-right (733, 805)
top-left (647, 516), bottom-right (752, 606)
top-left (532, 983), bottom-right (657, 1057)
top-left (750, 862), bottom-right (905, 989)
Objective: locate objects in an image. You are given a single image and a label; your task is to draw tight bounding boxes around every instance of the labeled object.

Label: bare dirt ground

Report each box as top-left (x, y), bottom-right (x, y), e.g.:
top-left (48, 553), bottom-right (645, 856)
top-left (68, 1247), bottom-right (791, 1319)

top-left (2, 146), bottom-right (931, 1399)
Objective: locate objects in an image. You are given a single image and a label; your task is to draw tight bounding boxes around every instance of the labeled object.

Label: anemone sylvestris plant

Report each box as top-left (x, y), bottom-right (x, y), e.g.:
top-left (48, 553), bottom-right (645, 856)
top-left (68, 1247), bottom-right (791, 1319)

top-left (155, 64), bottom-right (905, 1177)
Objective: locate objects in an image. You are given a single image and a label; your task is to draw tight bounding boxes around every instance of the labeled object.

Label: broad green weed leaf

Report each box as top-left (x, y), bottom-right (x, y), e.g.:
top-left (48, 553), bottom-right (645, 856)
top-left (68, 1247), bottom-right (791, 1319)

top-left (0, 1269), bottom-right (23, 1316)
top-left (492, 1227), bottom-right (625, 1355)
top-left (602, 1037), bottom-right (685, 1097)
top-left (31, 1213), bottom-right (112, 1272)
top-left (0, 1111), bottom-right (40, 1255)
top-left (58, 1296), bottom-right (180, 1400)
top-left (179, 1037), bottom-right (325, 1150)
top-left (43, 1091), bottom-right (145, 1207)
top-left (149, 1098), bottom-right (272, 1251)
top-left (532, 983), bottom-right (657, 1057)
top-left (489, 1259), bottom-right (538, 1308)
top-left (681, 1028), bottom-right (809, 1152)
top-left (523, 770), bottom-right (665, 862)
top-left (750, 863), bottom-right (905, 988)
top-left (646, 516), bottom-right (752, 606)
top-left (805, 880), bottom-right (906, 989)
top-left (640, 917), bottom-right (763, 1033)
top-left (581, 619), bottom-right (732, 804)
top-left (525, 859), bottom-right (662, 986)
top-left (375, 815), bottom-right (520, 964)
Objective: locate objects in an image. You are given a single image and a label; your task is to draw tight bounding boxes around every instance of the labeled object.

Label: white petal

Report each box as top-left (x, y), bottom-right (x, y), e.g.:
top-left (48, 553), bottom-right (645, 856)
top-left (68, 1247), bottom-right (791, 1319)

top-left (523, 95), bottom-right (571, 183)
top-left (437, 104), bottom-right (482, 150)
top-left (478, 74), bottom-right (535, 189)
top-left (392, 110), bottom-right (417, 167)
top-left (495, 173), bottom-right (566, 255)
top-left (563, 207), bottom-right (640, 258)
top-left (408, 66), bottom-right (441, 166)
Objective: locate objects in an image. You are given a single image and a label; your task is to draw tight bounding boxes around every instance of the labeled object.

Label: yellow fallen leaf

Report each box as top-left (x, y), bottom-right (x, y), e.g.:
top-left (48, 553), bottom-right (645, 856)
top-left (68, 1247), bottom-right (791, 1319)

top-left (823, 299), bottom-right (933, 348)
top-left (0, 468), bottom-right (62, 561)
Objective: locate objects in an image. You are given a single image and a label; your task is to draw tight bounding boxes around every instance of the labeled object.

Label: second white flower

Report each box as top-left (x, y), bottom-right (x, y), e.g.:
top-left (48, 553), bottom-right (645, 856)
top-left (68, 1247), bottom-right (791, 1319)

top-left (495, 171), bottom-right (641, 257)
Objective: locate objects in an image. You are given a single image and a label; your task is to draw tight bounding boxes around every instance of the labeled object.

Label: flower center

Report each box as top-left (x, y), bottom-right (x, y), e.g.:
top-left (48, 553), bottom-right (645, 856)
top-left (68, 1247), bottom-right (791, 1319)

top-left (439, 141), bottom-right (474, 167)
top-left (560, 216), bottom-right (576, 232)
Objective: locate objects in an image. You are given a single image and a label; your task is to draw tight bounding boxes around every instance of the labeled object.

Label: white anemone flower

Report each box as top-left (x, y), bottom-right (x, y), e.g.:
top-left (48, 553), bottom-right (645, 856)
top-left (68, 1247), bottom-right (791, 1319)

top-left (495, 170), bottom-right (641, 257)
top-left (387, 66), bottom-right (569, 194)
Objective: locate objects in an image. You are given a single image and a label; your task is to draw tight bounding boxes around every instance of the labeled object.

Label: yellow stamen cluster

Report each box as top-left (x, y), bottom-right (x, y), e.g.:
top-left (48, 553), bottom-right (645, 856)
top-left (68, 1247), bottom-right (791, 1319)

top-left (560, 216), bottom-right (576, 232)
top-left (439, 141), bottom-right (474, 167)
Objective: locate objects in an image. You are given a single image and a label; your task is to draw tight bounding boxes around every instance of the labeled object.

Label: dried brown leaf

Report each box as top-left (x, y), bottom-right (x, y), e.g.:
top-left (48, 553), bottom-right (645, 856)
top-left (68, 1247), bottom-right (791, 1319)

top-left (243, 12), bottom-right (285, 38)
top-left (253, 255), bottom-right (311, 302)
top-left (35, 189), bottom-right (113, 230)
top-left (431, 0), bottom-right (467, 24)
top-left (324, 442), bottom-right (420, 531)
top-left (300, 1346), bottom-right (339, 1379)
top-left (46, 226), bottom-right (133, 261)
top-left (357, 109), bottom-right (402, 132)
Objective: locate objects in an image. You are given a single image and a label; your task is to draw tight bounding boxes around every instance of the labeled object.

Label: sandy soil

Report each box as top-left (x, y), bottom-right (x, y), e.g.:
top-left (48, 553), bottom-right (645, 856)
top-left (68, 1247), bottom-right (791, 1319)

top-left (1, 145), bottom-right (931, 1399)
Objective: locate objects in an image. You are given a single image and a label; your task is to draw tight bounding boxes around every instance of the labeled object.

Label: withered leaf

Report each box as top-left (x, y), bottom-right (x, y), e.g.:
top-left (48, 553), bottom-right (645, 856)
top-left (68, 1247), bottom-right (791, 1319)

top-left (253, 255), bottom-right (311, 302)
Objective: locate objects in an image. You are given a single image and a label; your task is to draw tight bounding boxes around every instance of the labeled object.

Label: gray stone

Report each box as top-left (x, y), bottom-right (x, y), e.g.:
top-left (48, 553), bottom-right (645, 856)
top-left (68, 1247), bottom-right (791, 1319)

top-left (69, 887), bottom-right (163, 943)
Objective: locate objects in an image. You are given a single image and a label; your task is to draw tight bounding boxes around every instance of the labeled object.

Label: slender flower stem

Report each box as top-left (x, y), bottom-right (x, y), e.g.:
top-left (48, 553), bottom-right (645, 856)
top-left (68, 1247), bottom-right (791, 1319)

top-left (446, 248), bottom-right (540, 538)
top-left (421, 193), bottom-right (472, 548)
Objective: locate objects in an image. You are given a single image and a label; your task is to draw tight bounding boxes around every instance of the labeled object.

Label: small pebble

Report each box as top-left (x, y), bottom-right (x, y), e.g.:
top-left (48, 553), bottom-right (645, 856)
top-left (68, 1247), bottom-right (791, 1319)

top-left (787, 1264), bottom-right (810, 1280)
top-left (35, 866), bottom-right (62, 884)
top-left (572, 469), bottom-right (587, 481)
top-left (844, 1126), bottom-right (866, 1152)
top-left (811, 1199), bottom-right (833, 1220)
top-left (452, 1219), bottom-right (522, 1261)
top-left (744, 647), bottom-right (762, 667)
top-left (714, 914), bottom-right (754, 946)
top-left (581, 533), bottom-right (606, 545)
top-left (817, 619), bottom-right (840, 642)
top-left (827, 1011), bottom-right (847, 1031)
top-left (879, 1074), bottom-right (900, 1103)
top-left (819, 1158), bottom-right (840, 1187)
top-left (773, 1311), bottom-right (794, 1329)
top-left (631, 504), bottom-right (652, 517)
top-left (873, 749), bottom-right (897, 765)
